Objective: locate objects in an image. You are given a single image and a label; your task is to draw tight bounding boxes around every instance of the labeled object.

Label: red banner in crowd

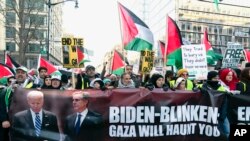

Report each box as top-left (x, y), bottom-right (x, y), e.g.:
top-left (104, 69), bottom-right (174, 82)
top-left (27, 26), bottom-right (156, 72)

top-left (10, 88), bottom-right (229, 141)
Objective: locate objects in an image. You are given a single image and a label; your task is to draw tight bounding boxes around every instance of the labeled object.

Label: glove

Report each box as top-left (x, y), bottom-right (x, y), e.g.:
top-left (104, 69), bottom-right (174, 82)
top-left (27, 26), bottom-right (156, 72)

top-left (192, 87), bottom-right (200, 92)
top-left (145, 83), bottom-right (154, 91)
top-left (162, 84), bottom-right (169, 91)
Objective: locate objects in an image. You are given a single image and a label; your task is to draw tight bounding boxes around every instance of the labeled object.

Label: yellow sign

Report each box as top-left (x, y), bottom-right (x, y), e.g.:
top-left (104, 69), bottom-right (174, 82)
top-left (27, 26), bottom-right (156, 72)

top-left (139, 50), bottom-right (155, 74)
top-left (62, 37), bottom-right (84, 68)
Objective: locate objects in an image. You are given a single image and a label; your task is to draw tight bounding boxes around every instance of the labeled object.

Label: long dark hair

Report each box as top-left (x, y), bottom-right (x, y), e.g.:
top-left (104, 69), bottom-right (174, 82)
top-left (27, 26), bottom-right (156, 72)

top-left (240, 68), bottom-right (250, 83)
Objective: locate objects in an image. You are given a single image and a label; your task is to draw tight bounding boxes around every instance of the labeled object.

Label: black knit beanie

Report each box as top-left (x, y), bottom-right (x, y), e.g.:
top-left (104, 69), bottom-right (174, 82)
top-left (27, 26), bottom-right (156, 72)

top-left (207, 71), bottom-right (218, 81)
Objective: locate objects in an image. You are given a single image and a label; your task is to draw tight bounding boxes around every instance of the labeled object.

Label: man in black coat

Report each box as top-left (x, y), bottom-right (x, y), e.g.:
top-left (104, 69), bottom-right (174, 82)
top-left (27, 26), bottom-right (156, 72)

top-left (11, 90), bottom-right (60, 141)
top-left (64, 91), bottom-right (103, 141)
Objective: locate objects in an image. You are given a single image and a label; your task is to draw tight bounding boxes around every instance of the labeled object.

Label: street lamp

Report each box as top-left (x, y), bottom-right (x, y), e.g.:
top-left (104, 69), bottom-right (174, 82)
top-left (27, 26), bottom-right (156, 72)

top-left (46, 0), bottom-right (78, 61)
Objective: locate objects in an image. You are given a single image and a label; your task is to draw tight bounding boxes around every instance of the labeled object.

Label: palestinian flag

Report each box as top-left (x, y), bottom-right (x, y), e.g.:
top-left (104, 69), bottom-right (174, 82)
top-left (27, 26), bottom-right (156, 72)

top-left (77, 46), bottom-right (90, 66)
top-left (37, 54), bottom-right (57, 75)
top-left (112, 50), bottom-right (125, 76)
top-left (5, 53), bottom-right (20, 71)
top-left (118, 3), bottom-right (154, 52)
top-left (203, 28), bottom-right (222, 65)
top-left (244, 49), bottom-right (250, 62)
top-left (166, 16), bottom-right (183, 69)
top-left (0, 63), bottom-right (14, 85)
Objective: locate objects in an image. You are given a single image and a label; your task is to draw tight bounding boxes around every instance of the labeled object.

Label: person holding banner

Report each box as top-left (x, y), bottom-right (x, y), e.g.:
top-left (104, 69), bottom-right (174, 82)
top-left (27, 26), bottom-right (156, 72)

top-left (64, 91), bottom-right (103, 141)
top-left (11, 90), bottom-right (60, 141)
top-left (236, 67), bottom-right (250, 95)
top-left (170, 69), bottom-right (194, 90)
top-left (201, 71), bottom-right (229, 138)
top-left (219, 68), bottom-right (239, 91)
top-left (145, 73), bottom-right (169, 91)
top-left (117, 72), bottom-right (135, 88)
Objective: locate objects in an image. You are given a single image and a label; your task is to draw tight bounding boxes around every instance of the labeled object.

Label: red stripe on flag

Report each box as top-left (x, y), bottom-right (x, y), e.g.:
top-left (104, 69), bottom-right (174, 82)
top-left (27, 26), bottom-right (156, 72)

top-left (118, 3), bottom-right (138, 47)
top-left (166, 16), bottom-right (183, 55)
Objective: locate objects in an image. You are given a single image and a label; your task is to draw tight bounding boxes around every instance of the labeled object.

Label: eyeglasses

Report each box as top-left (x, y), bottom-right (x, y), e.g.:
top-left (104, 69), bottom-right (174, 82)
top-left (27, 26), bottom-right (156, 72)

top-left (182, 73), bottom-right (188, 76)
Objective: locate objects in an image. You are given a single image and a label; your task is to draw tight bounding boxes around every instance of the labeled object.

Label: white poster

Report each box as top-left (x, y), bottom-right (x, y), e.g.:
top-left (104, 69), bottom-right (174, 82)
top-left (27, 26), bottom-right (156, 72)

top-left (182, 44), bottom-right (208, 80)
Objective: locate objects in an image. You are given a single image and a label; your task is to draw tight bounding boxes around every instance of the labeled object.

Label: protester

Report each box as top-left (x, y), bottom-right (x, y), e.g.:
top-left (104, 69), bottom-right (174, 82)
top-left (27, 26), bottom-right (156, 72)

top-left (38, 67), bottom-right (48, 87)
top-left (170, 68), bottom-right (194, 90)
top-left (89, 78), bottom-right (105, 90)
top-left (201, 71), bottom-right (229, 138)
top-left (236, 67), bottom-right (250, 95)
top-left (174, 77), bottom-right (187, 90)
top-left (117, 72), bottom-right (135, 88)
top-left (124, 65), bottom-right (141, 88)
top-left (103, 78), bottom-right (115, 89)
top-left (51, 75), bottom-right (62, 89)
top-left (76, 65), bottom-right (99, 89)
top-left (145, 73), bottom-right (168, 91)
top-left (41, 75), bottom-right (52, 89)
top-left (165, 70), bottom-right (175, 88)
top-left (219, 68), bottom-right (239, 91)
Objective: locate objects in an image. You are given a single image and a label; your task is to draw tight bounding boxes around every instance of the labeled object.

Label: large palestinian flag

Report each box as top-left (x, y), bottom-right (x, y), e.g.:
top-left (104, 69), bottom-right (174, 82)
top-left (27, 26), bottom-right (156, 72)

top-left (112, 50), bottom-right (125, 76)
top-left (118, 3), bottom-right (154, 52)
top-left (203, 28), bottom-right (222, 65)
top-left (165, 16), bottom-right (183, 69)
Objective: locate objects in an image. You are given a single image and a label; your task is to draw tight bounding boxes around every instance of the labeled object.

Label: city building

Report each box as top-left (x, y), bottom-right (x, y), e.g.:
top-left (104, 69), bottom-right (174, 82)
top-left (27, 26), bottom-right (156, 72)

top-left (124, 0), bottom-right (250, 56)
top-left (0, 0), bottom-right (64, 68)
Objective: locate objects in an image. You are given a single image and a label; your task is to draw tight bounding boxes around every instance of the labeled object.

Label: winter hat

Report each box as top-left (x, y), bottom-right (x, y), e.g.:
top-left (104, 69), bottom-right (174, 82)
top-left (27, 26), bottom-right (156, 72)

top-left (177, 69), bottom-right (188, 77)
top-left (207, 71), bottom-right (218, 81)
top-left (51, 75), bottom-right (61, 81)
top-left (174, 77), bottom-right (185, 88)
top-left (16, 66), bottom-right (28, 73)
top-left (103, 78), bottom-right (111, 85)
top-left (90, 78), bottom-right (104, 88)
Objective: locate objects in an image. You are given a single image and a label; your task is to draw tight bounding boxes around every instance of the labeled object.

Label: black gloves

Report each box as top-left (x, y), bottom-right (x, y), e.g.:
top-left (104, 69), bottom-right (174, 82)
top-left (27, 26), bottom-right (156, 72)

top-left (162, 84), bottom-right (169, 91)
top-left (145, 83), bottom-right (154, 91)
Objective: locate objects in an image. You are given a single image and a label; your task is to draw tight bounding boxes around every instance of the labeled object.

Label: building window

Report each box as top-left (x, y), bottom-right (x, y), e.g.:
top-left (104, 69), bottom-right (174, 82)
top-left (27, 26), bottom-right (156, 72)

top-left (27, 44), bottom-right (40, 53)
top-left (181, 24), bottom-right (185, 30)
top-left (6, 12), bottom-right (16, 24)
top-left (6, 27), bottom-right (16, 38)
top-left (197, 26), bottom-right (201, 32)
top-left (6, 42), bottom-right (15, 51)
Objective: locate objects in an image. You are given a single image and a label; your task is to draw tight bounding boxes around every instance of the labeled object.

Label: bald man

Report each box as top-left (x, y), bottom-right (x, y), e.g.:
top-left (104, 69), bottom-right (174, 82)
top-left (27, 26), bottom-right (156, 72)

top-left (11, 91), bottom-right (60, 141)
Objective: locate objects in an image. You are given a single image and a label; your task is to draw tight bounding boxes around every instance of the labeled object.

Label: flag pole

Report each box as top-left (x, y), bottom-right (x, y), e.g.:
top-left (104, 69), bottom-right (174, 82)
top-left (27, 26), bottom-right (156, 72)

top-left (110, 50), bottom-right (114, 74)
top-left (117, 2), bottom-right (126, 67)
top-left (163, 15), bottom-right (169, 78)
top-left (4, 50), bottom-right (6, 64)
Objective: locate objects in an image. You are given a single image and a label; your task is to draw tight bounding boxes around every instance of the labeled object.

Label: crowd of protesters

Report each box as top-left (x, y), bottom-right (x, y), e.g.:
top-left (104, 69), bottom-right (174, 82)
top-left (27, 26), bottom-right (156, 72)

top-left (1, 62), bottom-right (250, 141)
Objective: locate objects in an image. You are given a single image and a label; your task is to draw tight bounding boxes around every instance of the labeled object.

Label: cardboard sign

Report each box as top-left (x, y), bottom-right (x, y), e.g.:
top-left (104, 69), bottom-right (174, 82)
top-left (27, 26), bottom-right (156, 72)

top-left (139, 50), bottom-right (155, 74)
top-left (182, 44), bottom-right (208, 80)
top-left (62, 37), bottom-right (84, 68)
top-left (222, 43), bottom-right (243, 68)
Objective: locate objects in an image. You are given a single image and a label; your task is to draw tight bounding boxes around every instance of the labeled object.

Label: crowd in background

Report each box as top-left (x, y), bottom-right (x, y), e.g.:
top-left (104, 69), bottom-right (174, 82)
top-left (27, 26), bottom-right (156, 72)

top-left (1, 62), bottom-right (250, 140)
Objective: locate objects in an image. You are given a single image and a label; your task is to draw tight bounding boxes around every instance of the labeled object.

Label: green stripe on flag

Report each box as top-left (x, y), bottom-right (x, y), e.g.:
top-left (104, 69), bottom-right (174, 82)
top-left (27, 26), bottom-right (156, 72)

top-left (125, 38), bottom-right (152, 52)
top-left (167, 48), bottom-right (182, 69)
top-left (112, 68), bottom-right (124, 76)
